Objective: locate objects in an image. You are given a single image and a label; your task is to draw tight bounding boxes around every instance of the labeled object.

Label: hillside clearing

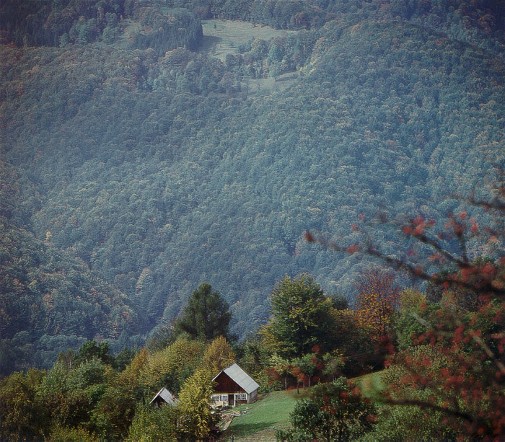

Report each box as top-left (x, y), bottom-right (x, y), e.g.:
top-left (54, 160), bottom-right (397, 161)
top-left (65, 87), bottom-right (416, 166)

top-left (354, 370), bottom-right (386, 400)
top-left (201, 19), bottom-right (296, 60)
top-left (200, 19), bottom-right (298, 94)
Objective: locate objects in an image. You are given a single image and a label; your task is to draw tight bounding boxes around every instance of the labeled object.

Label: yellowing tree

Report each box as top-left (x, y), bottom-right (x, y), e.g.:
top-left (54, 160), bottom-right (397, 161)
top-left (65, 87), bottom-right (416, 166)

top-left (177, 368), bottom-right (216, 440)
top-left (355, 268), bottom-right (399, 340)
top-left (202, 336), bottom-right (235, 374)
top-left (355, 292), bottom-right (396, 339)
top-left (140, 338), bottom-right (205, 391)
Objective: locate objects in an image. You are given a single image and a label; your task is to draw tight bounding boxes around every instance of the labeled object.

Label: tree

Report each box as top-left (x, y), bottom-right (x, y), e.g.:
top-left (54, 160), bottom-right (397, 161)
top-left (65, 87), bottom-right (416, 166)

top-left (322, 350), bottom-right (345, 381)
top-left (92, 349), bottom-right (149, 440)
top-left (126, 404), bottom-right (178, 442)
top-left (265, 274), bottom-right (336, 358)
top-left (381, 292), bottom-right (505, 437)
top-left (0, 369), bottom-right (48, 440)
top-left (354, 267), bottom-right (400, 341)
top-left (47, 424), bottom-right (98, 442)
top-left (177, 368), bottom-right (217, 440)
top-left (267, 354), bottom-right (292, 390)
top-left (290, 353), bottom-right (318, 389)
top-left (392, 289), bottom-right (429, 350)
top-left (201, 335), bottom-right (236, 374)
top-left (173, 283), bottom-right (231, 341)
top-left (75, 340), bottom-right (114, 366)
top-left (277, 377), bottom-right (376, 442)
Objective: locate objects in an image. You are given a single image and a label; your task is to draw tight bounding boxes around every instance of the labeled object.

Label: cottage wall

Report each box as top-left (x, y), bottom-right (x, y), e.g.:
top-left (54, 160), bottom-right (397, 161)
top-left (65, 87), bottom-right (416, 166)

top-left (213, 372), bottom-right (245, 393)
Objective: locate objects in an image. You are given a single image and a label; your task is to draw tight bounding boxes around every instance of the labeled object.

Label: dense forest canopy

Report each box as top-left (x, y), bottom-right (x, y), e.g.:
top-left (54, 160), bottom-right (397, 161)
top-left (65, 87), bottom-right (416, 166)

top-left (0, 0), bottom-right (504, 373)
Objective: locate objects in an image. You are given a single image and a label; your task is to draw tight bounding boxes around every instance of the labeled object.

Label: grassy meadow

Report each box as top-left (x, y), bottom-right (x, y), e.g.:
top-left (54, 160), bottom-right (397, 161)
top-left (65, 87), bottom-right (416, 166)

top-left (222, 389), bottom-right (307, 440)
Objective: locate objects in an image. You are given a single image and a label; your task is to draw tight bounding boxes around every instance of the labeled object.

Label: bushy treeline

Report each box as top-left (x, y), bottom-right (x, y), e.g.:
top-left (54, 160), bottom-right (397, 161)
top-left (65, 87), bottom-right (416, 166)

top-left (155, 0), bottom-right (505, 53)
top-left (0, 0), bottom-right (135, 46)
top-left (2, 234), bottom-right (503, 440)
top-left (2, 0), bottom-right (504, 50)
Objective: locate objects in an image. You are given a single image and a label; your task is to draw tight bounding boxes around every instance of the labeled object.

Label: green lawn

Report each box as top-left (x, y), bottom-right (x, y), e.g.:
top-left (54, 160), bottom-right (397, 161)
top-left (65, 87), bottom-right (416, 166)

top-left (221, 389), bottom-right (307, 441)
top-left (219, 373), bottom-right (385, 441)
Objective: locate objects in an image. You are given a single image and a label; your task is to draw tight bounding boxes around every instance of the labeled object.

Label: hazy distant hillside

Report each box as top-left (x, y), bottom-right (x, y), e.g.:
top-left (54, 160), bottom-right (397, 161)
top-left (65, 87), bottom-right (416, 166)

top-left (1, 0), bottom-right (504, 369)
top-left (0, 160), bottom-right (140, 375)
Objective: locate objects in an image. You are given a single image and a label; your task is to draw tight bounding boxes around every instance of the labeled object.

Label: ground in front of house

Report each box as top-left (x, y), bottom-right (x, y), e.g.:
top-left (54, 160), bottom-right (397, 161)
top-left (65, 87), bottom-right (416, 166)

top-left (219, 389), bottom-right (307, 441)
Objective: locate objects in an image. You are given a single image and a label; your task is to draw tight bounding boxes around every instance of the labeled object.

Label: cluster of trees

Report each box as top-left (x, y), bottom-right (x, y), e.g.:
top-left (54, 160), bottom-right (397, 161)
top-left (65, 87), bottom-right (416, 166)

top-left (0, 283), bottom-right (235, 441)
top-left (0, 0), bottom-right (135, 46)
top-left (130, 7), bottom-right (203, 54)
top-left (0, 160), bottom-right (142, 375)
top-left (304, 176), bottom-right (505, 439)
top-left (0, 0), bottom-right (203, 49)
top-left (0, 270), bottom-right (400, 439)
top-left (155, 0), bottom-right (505, 46)
top-left (278, 377), bottom-right (377, 441)
top-left (3, 0), bottom-right (503, 49)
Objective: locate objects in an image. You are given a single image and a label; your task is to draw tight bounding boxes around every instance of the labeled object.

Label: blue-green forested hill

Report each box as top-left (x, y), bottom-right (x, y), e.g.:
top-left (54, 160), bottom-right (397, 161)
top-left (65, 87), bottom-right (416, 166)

top-left (1, 0), bottom-right (504, 372)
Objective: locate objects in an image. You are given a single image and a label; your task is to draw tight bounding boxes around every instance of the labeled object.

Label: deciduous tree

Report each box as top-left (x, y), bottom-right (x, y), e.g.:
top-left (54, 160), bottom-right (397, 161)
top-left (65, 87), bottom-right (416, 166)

top-left (201, 335), bottom-right (236, 374)
top-left (177, 368), bottom-right (217, 440)
top-left (265, 274), bottom-right (336, 358)
top-left (354, 268), bottom-right (399, 341)
top-left (277, 377), bottom-right (376, 442)
top-left (0, 369), bottom-right (47, 440)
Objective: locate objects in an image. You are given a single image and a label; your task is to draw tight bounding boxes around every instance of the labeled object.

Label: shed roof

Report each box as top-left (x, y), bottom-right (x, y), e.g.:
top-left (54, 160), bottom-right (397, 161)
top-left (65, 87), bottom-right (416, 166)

top-left (150, 387), bottom-right (177, 406)
top-left (213, 363), bottom-right (259, 394)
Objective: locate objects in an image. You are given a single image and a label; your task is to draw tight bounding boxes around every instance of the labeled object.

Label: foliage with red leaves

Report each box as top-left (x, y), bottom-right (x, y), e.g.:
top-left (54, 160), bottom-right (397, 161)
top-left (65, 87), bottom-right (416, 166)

top-left (306, 176), bottom-right (505, 438)
top-left (384, 295), bottom-right (505, 438)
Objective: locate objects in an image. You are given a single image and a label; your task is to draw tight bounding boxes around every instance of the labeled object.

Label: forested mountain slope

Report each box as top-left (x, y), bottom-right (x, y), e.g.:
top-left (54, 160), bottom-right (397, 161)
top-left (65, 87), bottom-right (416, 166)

top-left (0, 161), bottom-right (140, 374)
top-left (1, 0), bottom-right (504, 371)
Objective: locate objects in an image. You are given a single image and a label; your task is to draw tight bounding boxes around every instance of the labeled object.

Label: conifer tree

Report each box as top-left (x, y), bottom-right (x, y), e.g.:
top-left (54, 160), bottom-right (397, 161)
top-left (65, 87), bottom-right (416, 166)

top-left (174, 283), bottom-right (231, 341)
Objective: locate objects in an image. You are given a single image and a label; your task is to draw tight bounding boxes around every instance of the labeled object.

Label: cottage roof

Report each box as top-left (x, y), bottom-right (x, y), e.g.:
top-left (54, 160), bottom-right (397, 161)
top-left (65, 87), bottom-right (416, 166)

top-left (213, 363), bottom-right (259, 394)
top-left (150, 387), bottom-right (177, 406)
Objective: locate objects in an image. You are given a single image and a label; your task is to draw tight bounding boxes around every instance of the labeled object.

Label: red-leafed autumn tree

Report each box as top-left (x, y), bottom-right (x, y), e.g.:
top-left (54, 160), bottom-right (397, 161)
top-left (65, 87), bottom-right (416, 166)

top-left (305, 174), bottom-right (505, 438)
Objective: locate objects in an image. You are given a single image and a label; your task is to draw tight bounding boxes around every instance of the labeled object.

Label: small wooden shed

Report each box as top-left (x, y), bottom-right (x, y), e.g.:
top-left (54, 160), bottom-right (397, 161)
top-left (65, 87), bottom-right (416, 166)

top-left (211, 363), bottom-right (259, 407)
top-left (150, 387), bottom-right (177, 407)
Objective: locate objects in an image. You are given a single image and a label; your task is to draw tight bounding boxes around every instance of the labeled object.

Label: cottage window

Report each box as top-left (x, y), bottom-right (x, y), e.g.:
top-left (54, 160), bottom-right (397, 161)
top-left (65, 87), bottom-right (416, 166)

top-left (236, 393), bottom-right (247, 401)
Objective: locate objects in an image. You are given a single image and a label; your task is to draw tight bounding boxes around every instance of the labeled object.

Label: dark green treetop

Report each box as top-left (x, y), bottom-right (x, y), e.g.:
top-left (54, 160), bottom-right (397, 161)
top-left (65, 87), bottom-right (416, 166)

top-left (173, 283), bottom-right (231, 341)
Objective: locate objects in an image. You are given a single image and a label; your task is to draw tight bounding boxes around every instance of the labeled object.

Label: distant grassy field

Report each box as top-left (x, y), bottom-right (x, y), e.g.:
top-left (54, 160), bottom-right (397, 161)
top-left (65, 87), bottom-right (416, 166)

top-left (200, 19), bottom-right (297, 94)
top-left (201, 19), bottom-right (296, 60)
top-left (222, 389), bottom-right (307, 441)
